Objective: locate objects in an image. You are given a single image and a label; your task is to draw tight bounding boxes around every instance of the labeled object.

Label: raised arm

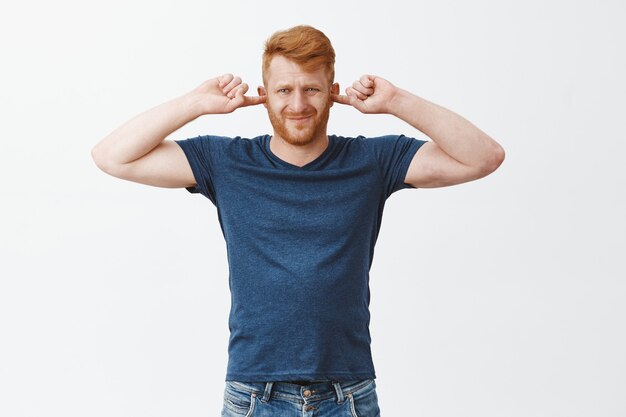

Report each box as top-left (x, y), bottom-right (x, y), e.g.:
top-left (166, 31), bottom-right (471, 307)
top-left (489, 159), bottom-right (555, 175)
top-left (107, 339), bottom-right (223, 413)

top-left (332, 75), bottom-right (505, 188)
top-left (91, 74), bottom-right (265, 188)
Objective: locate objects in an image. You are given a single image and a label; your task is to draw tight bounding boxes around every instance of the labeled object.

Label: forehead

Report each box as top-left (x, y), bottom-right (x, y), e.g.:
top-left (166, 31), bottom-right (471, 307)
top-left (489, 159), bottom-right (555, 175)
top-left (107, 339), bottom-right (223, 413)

top-left (265, 55), bottom-right (329, 87)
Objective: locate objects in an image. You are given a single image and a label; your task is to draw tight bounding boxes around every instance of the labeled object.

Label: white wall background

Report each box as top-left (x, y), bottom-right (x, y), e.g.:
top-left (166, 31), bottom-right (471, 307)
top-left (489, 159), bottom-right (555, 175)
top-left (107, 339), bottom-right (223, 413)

top-left (1, 1), bottom-right (624, 416)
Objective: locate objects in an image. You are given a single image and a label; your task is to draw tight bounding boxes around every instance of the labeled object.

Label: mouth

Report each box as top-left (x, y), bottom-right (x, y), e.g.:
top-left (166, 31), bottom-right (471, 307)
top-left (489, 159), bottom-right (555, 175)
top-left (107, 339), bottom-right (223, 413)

top-left (286, 114), bottom-right (314, 121)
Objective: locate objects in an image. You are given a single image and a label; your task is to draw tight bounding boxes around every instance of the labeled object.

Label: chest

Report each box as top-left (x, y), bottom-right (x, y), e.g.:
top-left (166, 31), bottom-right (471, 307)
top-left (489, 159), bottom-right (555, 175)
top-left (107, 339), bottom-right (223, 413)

top-left (215, 163), bottom-right (384, 238)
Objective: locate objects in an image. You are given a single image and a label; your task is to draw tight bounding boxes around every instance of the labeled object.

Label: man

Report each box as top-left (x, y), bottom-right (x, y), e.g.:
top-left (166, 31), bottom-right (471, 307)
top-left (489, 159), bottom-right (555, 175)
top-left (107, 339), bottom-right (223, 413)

top-left (92, 25), bottom-right (504, 417)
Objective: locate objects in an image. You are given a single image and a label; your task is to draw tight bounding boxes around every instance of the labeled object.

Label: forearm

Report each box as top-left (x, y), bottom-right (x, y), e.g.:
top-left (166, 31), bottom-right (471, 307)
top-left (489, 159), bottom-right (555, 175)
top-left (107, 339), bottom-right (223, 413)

top-left (91, 92), bottom-right (204, 168)
top-left (389, 89), bottom-right (504, 169)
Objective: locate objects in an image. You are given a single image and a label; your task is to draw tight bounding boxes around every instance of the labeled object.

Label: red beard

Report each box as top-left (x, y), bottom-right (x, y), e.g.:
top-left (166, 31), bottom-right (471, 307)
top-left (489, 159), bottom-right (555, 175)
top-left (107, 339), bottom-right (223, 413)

top-left (267, 99), bottom-right (331, 146)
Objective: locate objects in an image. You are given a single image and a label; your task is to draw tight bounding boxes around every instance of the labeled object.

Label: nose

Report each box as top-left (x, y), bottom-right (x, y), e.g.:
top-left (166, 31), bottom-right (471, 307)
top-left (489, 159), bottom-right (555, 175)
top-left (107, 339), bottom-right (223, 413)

top-left (289, 90), bottom-right (308, 113)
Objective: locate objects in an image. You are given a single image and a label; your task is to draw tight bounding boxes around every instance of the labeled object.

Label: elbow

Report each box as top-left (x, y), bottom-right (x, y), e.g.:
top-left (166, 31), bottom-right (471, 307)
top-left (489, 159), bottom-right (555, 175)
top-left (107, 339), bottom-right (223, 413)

top-left (91, 144), bottom-right (118, 175)
top-left (490, 142), bottom-right (506, 171)
top-left (91, 145), bottom-right (107, 172)
top-left (478, 142), bottom-right (505, 177)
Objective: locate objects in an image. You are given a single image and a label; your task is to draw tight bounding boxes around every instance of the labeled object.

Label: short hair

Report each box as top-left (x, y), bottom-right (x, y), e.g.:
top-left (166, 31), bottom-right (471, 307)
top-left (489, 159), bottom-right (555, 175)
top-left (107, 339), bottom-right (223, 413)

top-left (262, 25), bottom-right (335, 85)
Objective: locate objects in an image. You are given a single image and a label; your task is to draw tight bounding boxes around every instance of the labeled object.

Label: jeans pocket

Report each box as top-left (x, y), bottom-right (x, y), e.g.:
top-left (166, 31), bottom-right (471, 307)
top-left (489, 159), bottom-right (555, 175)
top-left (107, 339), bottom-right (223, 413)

top-left (347, 380), bottom-right (380, 417)
top-left (222, 382), bottom-right (257, 417)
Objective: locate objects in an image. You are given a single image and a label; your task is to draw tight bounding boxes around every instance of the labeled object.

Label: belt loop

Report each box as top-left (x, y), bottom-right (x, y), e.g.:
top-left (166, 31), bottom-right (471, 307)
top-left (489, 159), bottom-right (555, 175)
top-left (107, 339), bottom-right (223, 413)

top-left (261, 382), bottom-right (274, 403)
top-left (332, 381), bottom-right (345, 403)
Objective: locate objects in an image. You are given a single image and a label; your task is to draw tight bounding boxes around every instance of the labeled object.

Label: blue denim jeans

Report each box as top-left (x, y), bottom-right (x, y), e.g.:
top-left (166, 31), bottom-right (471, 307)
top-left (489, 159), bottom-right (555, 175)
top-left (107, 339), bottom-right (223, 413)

top-left (221, 379), bottom-right (380, 417)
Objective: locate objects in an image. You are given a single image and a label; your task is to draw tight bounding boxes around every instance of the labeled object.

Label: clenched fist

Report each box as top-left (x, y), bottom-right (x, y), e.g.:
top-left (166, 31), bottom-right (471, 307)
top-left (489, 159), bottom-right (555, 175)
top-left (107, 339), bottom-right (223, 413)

top-left (190, 74), bottom-right (266, 115)
top-left (332, 75), bottom-right (401, 114)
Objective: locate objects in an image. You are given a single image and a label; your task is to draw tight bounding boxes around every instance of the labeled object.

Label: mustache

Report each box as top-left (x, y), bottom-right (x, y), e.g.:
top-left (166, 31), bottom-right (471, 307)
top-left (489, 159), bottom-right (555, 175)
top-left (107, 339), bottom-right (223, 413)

top-left (283, 112), bottom-right (316, 118)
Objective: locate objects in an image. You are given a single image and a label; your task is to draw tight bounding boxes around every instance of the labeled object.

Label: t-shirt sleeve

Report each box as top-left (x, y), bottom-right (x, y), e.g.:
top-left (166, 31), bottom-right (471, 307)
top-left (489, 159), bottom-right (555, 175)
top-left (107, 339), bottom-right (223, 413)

top-left (367, 134), bottom-right (428, 198)
top-left (174, 135), bottom-right (230, 205)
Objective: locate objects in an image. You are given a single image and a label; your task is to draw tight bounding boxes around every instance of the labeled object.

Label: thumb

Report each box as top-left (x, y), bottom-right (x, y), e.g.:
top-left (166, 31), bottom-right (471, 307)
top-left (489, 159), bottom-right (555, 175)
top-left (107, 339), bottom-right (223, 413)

top-left (230, 87), bottom-right (246, 107)
top-left (223, 87), bottom-right (246, 112)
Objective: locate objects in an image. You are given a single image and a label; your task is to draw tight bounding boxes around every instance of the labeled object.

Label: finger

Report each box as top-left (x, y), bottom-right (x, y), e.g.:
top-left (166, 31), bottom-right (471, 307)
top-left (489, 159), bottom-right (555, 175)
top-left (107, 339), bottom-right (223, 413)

top-left (333, 93), bottom-right (368, 113)
top-left (217, 73), bottom-right (234, 88)
top-left (228, 82), bottom-right (249, 98)
top-left (225, 86), bottom-right (246, 110)
top-left (360, 74), bottom-right (375, 89)
top-left (331, 93), bottom-right (352, 105)
top-left (223, 76), bottom-right (242, 96)
top-left (346, 86), bottom-right (368, 101)
top-left (241, 94), bottom-right (267, 107)
top-left (352, 80), bottom-right (374, 97)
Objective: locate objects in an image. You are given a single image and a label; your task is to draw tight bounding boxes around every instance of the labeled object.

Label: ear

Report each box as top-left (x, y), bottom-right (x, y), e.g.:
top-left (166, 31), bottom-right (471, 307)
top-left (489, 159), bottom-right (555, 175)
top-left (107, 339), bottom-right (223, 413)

top-left (257, 86), bottom-right (268, 108)
top-left (330, 82), bottom-right (340, 107)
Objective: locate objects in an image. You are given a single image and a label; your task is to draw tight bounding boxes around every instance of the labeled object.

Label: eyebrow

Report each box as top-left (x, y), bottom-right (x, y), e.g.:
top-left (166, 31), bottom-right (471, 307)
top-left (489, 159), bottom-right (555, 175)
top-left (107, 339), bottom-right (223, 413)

top-left (274, 82), bottom-right (324, 89)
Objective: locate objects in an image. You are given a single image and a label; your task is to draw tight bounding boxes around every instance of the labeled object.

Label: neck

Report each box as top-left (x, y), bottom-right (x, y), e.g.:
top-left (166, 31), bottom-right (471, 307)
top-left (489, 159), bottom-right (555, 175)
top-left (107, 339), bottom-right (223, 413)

top-left (269, 133), bottom-right (329, 167)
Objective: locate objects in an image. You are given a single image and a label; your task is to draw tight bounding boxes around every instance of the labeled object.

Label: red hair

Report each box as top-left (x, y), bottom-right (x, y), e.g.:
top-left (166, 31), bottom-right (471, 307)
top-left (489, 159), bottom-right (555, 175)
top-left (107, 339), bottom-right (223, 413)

top-left (262, 25), bottom-right (335, 85)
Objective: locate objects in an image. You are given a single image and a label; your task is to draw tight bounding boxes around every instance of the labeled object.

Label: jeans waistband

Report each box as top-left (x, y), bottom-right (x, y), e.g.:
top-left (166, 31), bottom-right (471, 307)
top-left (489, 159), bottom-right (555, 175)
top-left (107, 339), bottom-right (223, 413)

top-left (226, 379), bottom-right (373, 404)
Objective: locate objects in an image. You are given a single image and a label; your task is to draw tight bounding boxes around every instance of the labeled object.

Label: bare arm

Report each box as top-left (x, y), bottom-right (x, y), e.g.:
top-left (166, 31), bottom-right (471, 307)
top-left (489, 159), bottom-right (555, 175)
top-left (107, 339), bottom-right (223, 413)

top-left (91, 74), bottom-right (265, 188)
top-left (332, 75), bottom-right (505, 188)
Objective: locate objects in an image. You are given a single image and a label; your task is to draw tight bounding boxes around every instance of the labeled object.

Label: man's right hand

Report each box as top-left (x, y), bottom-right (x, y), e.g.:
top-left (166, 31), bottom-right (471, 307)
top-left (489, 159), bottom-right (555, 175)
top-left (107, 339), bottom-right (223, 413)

top-left (91, 74), bottom-right (266, 189)
top-left (192, 74), bottom-right (266, 114)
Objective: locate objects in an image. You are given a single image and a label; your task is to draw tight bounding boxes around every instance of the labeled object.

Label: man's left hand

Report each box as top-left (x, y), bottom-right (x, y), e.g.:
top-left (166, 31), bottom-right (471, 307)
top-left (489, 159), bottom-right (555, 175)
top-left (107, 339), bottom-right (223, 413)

top-left (332, 75), bottom-right (399, 114)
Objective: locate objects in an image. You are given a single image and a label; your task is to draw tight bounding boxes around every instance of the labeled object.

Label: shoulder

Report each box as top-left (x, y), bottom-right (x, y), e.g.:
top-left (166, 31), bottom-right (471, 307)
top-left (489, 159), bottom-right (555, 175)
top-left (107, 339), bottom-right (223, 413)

top-left (334, 134), bottom-right (422, 154)
top-left (360, 134), bottom-right (415, 145)
top-left (175, 134), bottom-right (232, 148)
top-left (363, 134), bottom-right (427, 152)
top-left (334, 134), bottom-right (415, 145)
top-left (329, 133), bottom-right (422, 154)
top-left (329, 134), bottom-right (367, 149)
top-left (176, 134), bottom-right (267, 150)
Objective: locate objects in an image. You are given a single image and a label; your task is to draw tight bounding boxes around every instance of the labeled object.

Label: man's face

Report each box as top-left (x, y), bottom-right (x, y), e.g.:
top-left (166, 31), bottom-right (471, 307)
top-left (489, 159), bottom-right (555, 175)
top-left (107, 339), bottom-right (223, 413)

top-left (260, 55), bottom-right (338, 146)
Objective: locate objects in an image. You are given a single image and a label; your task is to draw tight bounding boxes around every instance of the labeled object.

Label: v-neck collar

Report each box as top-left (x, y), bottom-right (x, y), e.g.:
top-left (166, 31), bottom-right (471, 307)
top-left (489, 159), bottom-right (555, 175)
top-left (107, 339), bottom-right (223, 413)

top-left (263, 134), bottom-right (334, 170)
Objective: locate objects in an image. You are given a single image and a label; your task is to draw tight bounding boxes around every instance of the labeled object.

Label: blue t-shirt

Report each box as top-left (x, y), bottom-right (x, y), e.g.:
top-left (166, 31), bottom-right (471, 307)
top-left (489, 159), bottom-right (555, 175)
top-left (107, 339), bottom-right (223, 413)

top-left (175, 134), bottom-right (426, 382)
